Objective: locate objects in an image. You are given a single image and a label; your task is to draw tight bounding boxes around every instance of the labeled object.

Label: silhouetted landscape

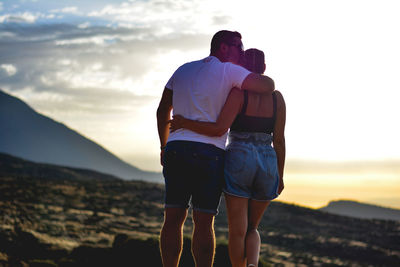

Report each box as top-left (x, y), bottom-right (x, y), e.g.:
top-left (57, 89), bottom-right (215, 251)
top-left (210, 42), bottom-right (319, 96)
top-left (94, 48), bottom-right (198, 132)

top-left (320, 200), bottom-right (400, 221)
top-left (0, 89), bottom-right (162, 182)
top-left (1, 153), bottom-right (399, 266)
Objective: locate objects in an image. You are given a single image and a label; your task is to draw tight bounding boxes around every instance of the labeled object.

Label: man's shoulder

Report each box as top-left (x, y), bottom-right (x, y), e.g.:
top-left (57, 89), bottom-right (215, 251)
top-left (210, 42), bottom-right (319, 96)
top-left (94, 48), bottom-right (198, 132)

top-left (184, 56), bottom-right (225, 67)
top-left (179, 56), bottom-right (244, 70)
top-left (182, 57), bottom-right (208, 67)
top-left (173, 58), bottom-right (205, 73)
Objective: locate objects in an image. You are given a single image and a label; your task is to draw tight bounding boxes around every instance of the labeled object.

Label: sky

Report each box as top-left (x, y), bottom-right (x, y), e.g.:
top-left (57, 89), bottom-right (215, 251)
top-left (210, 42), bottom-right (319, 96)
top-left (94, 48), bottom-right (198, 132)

top-left (1, 0), bottom-right (400, 209)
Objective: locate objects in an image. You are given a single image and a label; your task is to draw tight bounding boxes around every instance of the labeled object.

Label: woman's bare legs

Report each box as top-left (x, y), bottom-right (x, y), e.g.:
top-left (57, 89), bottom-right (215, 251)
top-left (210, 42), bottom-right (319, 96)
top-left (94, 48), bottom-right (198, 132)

top-left (245, 200), bottom-right (270, 266)
top-left (225, 194), bottom-right (249, 267)
top-left (226, 194), bottom-right (270, 267)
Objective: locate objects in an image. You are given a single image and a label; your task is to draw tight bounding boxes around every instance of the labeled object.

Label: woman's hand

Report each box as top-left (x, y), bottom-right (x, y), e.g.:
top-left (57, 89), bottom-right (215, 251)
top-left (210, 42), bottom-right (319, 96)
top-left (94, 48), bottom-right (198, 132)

top-left (169, 115), bottom-right (187, 132)
top-left (278, 178), bottom-right (284, 194)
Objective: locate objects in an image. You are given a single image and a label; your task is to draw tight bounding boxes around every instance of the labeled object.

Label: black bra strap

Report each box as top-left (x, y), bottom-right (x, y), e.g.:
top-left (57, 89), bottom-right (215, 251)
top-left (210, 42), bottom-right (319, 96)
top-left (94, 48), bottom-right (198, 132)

top-left (241, 90), bottom-right (248, 114)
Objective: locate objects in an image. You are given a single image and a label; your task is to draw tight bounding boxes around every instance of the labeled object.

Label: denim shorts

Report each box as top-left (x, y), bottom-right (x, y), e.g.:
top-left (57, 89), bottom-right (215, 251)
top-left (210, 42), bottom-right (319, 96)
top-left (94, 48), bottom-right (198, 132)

top-left (224, 131), bottom-right (280, 201)
top-left (162, 140), bottom-right (225, 215)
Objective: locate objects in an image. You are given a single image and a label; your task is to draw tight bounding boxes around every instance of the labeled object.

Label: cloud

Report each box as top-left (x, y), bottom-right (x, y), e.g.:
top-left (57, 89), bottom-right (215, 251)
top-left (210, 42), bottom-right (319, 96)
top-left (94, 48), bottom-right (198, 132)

top-left (0, 31), bottom-right (16, 38)
top-left (78, 22), bottom-right (90, 29)
top-left (87, 0), bottom-right (228, 34)
top-left (0, 22), bottom-right (210, 118)
top-left (54, 35), bottom-right (118, 46)
top-left (50, 6), bottom-right (79, 15)
top-left (0, 12), bottom-right (41, 24)
top-left (5, 85), bottom-right (154, 115)
top-left (0, 64), bottom-right (17, 76)
top-left (212, 15), bottom-right (231, 25)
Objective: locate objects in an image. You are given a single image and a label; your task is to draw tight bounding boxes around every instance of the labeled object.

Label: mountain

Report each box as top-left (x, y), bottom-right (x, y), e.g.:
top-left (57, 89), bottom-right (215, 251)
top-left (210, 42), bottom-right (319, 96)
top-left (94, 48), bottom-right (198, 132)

top-left (0, 89), bottom-right (161, 182)
top-left (319, 200), bottom-right (400, 221)
top-left (0, 152), bottom-right (121, 181)
top-left (0, 153), bottom-right (399, 267)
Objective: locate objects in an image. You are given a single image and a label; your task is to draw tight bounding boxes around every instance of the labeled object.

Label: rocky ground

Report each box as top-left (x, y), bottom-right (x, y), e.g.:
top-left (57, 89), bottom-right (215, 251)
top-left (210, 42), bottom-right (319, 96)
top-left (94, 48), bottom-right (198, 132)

top-left (1, 153), bottom-right (399, 266)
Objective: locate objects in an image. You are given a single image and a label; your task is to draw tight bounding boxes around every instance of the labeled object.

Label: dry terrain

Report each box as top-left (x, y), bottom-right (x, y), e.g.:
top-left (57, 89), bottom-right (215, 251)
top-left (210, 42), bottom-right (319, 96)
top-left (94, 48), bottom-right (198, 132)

top-left (1, 153), bottom-right (399, 266)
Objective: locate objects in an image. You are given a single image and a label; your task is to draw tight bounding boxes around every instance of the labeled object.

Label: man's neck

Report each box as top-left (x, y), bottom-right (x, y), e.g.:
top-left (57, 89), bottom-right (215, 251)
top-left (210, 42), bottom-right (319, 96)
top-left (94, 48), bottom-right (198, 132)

top-left (210, 53), bottom-right (227, 63)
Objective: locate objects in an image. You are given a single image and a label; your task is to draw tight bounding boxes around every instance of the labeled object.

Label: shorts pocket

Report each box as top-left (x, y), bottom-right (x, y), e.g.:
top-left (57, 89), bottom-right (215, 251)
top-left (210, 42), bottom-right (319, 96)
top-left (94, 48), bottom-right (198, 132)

top-left (264, 150), bottom-right (278, 178)
top-left (225, 145), bottom-right (248, 175)
top-left (163, 148), bottom-right (177, 166)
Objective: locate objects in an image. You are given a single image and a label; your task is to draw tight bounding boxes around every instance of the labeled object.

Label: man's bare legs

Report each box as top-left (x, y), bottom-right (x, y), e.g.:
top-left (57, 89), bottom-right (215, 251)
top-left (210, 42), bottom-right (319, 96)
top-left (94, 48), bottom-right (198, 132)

top-left (192, 210), bottom-right (216, 267)
top-left (160, 208), bottom-right (217, 267)
top-left (225, 194), bottom-right (249, 267)
top-left (160, 207), bottom-right (188, 267)
top-left (245, 200), bottom-right (270, 267)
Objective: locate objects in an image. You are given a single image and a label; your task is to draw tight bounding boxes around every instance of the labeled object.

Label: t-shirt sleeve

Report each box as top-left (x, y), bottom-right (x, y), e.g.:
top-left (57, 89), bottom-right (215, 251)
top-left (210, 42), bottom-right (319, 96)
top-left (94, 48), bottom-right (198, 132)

top-left (165, 65), bottom-right (183, 90)
top-left (165, 74), bottom-right (174, 90)
top-left (227, 64), bottom-right (252, 89)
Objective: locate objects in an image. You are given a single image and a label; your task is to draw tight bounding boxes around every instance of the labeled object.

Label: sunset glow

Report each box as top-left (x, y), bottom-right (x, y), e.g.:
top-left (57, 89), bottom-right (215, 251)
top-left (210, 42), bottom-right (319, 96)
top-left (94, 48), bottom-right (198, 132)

top-left (1, 0), bottom-right (399, 209)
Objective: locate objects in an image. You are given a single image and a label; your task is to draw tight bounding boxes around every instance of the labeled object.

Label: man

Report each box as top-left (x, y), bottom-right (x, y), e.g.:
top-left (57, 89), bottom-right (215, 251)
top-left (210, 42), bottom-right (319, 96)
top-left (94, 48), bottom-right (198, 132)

top-left (157, 30), bottom-right (275, 267)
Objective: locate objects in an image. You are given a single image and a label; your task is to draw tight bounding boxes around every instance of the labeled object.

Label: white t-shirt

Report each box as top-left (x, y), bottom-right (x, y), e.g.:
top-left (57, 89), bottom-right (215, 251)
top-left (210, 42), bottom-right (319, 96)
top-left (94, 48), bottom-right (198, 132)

top-left (165, 56), bottom-right (251, 149)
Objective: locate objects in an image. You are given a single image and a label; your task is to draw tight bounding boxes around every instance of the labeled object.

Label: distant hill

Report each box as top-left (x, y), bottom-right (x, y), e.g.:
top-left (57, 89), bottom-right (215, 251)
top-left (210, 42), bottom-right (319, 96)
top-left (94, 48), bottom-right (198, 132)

top-left (319, 200), bottom-right (400, 221)
top-left (0, 89), bottom-right (161, 182)
top-left (0, 152), bottom-right (121, 182)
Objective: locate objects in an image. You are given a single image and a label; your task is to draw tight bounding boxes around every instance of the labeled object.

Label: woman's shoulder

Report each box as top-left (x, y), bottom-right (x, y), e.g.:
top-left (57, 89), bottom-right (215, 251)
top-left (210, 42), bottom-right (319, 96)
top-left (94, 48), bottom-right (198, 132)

top-left (273, 90), bottom-right (285, 101)
top-left (273, 90), bottom-right (286, 109)
top-left (273, 90), bottom-right (283, 98)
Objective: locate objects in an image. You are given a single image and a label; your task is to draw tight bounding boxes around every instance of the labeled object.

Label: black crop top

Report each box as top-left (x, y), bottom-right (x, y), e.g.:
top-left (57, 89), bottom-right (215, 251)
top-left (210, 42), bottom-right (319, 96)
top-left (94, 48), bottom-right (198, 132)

top-left (230, 91), bottom-right (277, 134)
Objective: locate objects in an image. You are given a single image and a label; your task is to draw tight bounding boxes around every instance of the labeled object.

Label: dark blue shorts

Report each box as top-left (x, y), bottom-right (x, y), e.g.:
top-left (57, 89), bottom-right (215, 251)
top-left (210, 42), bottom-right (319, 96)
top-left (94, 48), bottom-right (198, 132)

top-left (162, 140), bottom-right (225, 215)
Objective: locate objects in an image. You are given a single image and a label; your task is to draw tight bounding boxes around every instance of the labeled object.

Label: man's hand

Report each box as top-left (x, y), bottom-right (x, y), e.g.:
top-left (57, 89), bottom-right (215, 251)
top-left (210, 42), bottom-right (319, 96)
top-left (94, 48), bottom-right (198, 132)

top-left (169, 115), bottom-right (186, 132)
top-left (160, 149), bottom-right (165, 166)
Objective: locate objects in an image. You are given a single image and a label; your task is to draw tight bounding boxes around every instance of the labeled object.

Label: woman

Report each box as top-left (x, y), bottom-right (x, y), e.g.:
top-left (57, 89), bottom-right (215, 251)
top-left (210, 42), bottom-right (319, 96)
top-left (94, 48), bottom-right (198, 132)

top-left (170, 48), bottom-right (286, 267)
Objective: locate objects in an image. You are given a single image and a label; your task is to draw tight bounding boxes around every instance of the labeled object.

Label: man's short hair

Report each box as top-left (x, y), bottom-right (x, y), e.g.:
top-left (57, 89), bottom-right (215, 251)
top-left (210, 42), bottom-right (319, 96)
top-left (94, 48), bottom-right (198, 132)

top-left (210, 30), bottom-right (242, 55)
top-left (244, 48), bottom-right (265, 74)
